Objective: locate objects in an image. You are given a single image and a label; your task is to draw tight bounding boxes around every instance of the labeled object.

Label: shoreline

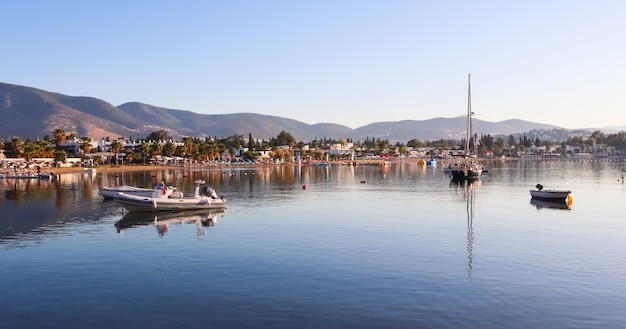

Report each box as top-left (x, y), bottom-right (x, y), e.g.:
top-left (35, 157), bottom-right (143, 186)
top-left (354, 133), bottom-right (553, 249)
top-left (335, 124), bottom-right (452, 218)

top-left (48, 165), bottom-right (176, 175)
top-left (10, 155), bottom-right (623, 176)
top-left (46, 161), bottom-right (391, 174)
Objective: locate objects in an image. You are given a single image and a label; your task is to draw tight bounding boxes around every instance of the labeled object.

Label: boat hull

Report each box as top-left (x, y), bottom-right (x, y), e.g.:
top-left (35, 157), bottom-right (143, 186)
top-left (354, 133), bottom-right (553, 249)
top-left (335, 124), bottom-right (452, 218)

top-left (116, 193), bottom-right (227, 212)
top-left (530, 190), bottom-right (571, 202)
top-left (100, 185), bottom-right (156, 199)
top-left (449, 164), bottom-right (482, 181)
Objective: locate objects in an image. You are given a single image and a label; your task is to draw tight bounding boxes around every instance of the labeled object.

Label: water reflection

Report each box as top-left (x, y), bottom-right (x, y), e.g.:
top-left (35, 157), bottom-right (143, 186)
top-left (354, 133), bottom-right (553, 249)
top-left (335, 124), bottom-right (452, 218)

top-left (3, 161), bottom-right (626, 328)
top-left (449, 175), bottom-right (482, 187)
top-left (530, 198), bottom-right (572, 210)
top-left (1, 178), bottom-right (56, 205)
top-left (450, 178), bottom-right (481, 278)
top-left (465, 182), bottom-right (479, 278)
top-left (115, 209), bottom-right (226, 237)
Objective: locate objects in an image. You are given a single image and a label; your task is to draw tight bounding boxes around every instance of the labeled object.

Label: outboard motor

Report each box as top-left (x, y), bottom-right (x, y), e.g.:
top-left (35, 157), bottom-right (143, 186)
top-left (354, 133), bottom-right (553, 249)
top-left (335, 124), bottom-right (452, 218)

top-left (199, 186), bottom-right (217, 198)
top-left (535, 184), bottom-right (544, 191)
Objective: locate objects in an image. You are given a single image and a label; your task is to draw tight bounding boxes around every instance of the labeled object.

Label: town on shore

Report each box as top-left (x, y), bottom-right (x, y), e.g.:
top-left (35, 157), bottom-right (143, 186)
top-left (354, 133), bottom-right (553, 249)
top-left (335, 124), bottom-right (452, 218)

top-left (1, 128), bottom-right (625, 175)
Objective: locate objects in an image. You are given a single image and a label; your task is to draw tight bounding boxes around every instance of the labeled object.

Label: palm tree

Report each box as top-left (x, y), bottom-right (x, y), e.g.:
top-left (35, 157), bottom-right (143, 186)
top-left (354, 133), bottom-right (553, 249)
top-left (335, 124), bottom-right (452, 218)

top-left (198, 141), bottom-right (211, 161)
top-left (207, 141), bottom-right (220, 160)
top-left (79, 136), bottom-right (92, 155)
top-left (183, 137), bottom-right (195, 156)
top-left (125, 150), bottom-right (136, 164)
top-left (140, 142), bottom-right (151, 164)
top-left (54, 149), bottom-right (67, 165)
top-left (150, 142), bottom-right (163, 160)
top-left (163, 141), bottom-right (176, 157)
top-left (109, 140), bottom-right (123, 166)
top-left (23, 140), bottom-right (54, 160)
top-left (23, 140), bottom-right (36, 161)
top-left (6, 136), bottom-right (24, 158)
top-left (53, 129), bottom-right (66, 149)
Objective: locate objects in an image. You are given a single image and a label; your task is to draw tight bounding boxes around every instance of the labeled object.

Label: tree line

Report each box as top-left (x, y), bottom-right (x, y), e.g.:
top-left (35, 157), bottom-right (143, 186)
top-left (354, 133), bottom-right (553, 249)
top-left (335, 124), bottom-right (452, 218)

top-left (2, 128), bottom-right (626, 164)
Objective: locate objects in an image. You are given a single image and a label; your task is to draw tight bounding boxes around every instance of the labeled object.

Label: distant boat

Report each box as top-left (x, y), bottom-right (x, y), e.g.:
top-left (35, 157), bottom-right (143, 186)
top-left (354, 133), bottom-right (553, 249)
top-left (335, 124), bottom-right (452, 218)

top-left (0, 172), bottom-right (54, 180)
top-left (426, 157), bottom-right (437, 167)
top-left (530, 184), bottom-right (572, 203)
top-left (36, 172), bottom-right (55, 180)
top-left (448, 74), bottom-right (483, 181)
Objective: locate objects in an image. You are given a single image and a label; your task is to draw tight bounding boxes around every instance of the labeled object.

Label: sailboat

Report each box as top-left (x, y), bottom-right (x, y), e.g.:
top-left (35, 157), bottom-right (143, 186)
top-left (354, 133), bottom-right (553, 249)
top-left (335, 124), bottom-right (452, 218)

top-left (448, 74), bottom-right (483, 181)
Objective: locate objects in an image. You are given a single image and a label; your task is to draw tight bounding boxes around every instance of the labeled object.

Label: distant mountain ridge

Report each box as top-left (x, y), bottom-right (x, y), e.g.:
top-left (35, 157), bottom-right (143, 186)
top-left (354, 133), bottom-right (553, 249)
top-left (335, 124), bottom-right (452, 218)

top-left (0, 82), bottom-right (618, 142)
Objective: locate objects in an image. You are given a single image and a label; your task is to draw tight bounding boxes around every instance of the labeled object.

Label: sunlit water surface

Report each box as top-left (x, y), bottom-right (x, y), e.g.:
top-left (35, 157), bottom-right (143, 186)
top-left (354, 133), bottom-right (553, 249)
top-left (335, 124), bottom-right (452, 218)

top-left (1, 159), bottom-right (625, 329)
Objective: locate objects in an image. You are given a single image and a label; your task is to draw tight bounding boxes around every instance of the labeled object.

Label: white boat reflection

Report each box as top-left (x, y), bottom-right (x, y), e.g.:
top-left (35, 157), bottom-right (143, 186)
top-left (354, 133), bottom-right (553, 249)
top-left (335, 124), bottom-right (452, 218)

top-left (530, 198), bottom-right (572, 210)
top-left (115, 209), bottom-right (225, 236)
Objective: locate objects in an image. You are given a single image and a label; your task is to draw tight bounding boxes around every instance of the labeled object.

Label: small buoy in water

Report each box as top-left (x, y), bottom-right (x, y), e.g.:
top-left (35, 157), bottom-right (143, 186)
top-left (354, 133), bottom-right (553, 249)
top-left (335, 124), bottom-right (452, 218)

top-left (302, 185), bottom-right (306, 190)
top-left (360, 180), bottom-right (367, 184)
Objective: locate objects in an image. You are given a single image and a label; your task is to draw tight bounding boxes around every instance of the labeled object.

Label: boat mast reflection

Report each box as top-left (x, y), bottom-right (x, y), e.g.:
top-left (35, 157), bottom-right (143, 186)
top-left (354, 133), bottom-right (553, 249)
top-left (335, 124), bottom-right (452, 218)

top-left (451, 178), bottom-right (481, 278)
top-left (465, 181), bottom-right (477, 278)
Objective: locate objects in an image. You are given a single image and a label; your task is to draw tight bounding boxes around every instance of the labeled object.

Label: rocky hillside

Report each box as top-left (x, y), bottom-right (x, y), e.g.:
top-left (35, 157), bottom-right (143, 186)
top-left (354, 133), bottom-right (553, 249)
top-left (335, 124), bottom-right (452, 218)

top-left (1, 82), bottom-right (584, 142)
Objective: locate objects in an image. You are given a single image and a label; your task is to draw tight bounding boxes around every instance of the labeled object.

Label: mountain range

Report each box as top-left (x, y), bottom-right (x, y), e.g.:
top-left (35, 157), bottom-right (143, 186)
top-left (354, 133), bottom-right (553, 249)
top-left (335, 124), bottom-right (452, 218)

top-left (0, 82), bottom-right (619, 142)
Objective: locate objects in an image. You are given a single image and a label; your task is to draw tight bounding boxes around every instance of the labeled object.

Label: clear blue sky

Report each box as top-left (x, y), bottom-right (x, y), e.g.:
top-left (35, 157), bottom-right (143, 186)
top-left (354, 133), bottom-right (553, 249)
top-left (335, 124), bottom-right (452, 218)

top-left (2, 0), bottom-right (625, 129)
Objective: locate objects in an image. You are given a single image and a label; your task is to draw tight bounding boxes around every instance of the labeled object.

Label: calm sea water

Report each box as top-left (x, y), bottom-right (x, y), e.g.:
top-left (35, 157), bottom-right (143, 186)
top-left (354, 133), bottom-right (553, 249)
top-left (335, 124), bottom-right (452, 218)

top-left (1, 159), bottom-right (625, 329)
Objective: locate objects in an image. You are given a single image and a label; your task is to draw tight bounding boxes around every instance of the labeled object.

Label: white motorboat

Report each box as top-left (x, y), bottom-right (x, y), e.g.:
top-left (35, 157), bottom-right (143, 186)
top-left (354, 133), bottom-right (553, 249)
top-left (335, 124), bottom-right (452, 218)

top-left (100, 182), bottom-right (176, 199)
top-left (116, 179), bottom-right (226, 212)
top-left (530, 184), bottom-right (572, 202)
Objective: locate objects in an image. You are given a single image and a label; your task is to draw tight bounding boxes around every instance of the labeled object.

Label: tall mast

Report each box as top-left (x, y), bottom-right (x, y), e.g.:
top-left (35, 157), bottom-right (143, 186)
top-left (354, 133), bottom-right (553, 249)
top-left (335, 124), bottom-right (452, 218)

top-left (466, 73), bottom-right (472, 155)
